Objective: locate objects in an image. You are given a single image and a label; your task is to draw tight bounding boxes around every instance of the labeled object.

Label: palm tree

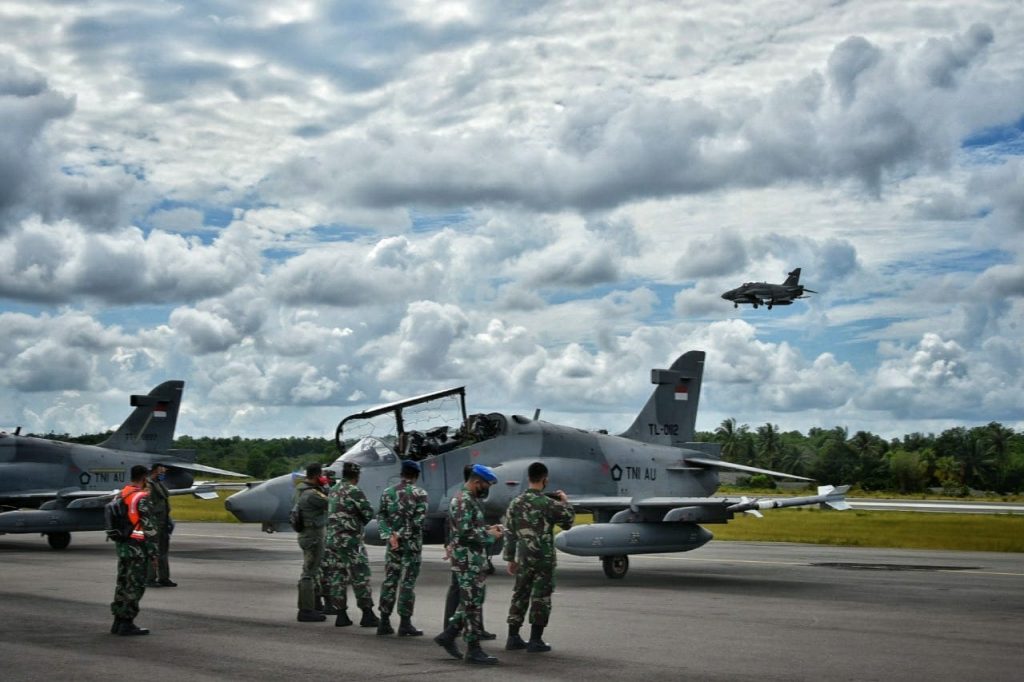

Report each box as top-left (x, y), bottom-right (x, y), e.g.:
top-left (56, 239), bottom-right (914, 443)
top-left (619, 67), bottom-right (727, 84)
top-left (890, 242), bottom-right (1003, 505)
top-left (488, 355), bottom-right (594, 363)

top-left (756, 423), bottom-right (781, 470)
top-left (715, 418), bottom-right (752, 464)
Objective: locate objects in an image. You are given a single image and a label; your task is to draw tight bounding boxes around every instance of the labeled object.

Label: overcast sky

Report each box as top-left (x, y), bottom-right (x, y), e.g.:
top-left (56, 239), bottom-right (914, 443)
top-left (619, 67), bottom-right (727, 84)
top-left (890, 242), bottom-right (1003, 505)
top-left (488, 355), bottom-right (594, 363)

top-left (1, 1), bottom-right (1022, 444)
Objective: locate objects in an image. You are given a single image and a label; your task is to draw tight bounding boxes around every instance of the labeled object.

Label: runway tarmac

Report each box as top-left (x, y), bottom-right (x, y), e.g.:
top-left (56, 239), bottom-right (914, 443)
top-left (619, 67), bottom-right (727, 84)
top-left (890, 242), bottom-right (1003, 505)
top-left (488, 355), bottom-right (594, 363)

top-left (2, 523), bottom-right (1022, 681)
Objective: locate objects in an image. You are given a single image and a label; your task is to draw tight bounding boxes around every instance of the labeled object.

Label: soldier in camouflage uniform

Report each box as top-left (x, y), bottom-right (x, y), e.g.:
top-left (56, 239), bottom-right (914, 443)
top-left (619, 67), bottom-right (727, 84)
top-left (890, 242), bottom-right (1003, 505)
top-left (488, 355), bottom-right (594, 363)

top-left (323, 461), bottom-right (380, 628)
top-left (110, 465), bottom-right (158, 636)
top-left (296, 463), bottom-right (329, 622)
top-left (376, 459), bottom-right (429, 637)
top-left (502, 461), bottom-right (574, 653)
top-left (434, 464), bottom-right (504, 665)
top-left (145, 463), bottom-right (176, 587)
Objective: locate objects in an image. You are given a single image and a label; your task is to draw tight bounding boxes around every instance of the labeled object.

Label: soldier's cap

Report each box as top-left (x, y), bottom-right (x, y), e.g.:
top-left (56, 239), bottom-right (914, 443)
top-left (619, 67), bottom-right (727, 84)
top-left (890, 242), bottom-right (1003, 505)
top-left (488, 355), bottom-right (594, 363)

top-left (342, 461), bottom-right (361, 478)
top-left (401, 459), bottom-right (421, 474)
top-left (471, 463), bottom-right (498, 484)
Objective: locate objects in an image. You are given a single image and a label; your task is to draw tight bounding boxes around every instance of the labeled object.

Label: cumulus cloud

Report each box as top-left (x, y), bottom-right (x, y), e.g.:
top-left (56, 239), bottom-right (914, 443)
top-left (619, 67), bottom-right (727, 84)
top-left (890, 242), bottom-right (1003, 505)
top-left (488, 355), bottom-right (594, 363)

top-left (856, 332), bottom-right (1024, 421)
top-left (0, 221), bottom-right (255, 305)
top-left (373, 301), bottom-right (471, 382)
top-left (1, 3), bottom-right (1022, 440)
top-left (244, 23), bottom-right (1012, 216)
top-left (0, 311), bottom-right (129, 392)
top-left (674, 230), bottom-right (749, 279)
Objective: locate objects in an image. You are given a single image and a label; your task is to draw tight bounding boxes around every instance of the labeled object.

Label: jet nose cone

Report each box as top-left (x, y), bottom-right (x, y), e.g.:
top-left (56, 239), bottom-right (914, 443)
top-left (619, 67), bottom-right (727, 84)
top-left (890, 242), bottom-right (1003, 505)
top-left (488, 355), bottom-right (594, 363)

top-left (224, 486), bottom-right (276, 523)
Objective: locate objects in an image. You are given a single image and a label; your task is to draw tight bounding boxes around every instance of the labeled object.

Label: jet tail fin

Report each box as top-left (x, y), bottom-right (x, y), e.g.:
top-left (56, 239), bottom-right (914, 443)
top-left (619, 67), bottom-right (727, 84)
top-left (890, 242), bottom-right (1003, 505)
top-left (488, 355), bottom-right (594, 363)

top-left (783, 268), bottom-right (801, 286)
top-left (98, 381), bottom-right (184, 454)
top-left (619, 351), bottom-right (705, 446)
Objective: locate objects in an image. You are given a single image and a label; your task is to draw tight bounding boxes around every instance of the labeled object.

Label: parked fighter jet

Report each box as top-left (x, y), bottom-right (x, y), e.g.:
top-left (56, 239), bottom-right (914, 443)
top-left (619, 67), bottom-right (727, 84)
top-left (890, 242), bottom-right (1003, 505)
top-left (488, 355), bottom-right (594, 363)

top-left (226, 351), bottom-right (849, 578)
top-left (721, 268), bottom-right (817, 309)
top-left (0, 381), bottom-right (245, 549)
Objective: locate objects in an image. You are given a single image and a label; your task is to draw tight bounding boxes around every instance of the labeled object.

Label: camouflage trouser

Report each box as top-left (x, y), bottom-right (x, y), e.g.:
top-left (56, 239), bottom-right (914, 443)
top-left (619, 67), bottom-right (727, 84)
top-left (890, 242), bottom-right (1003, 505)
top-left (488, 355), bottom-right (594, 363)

top-left (321, 534), bottom-right (374, 611)
top-left (378, 548), bottom-right (421, 617)
top-left (111, 540), bottom-right (149, 619)
top-left (146, 520), bottom-right (171, 582)
top-left (507, 561), bottom-right (555, 628)
top-left (297, 528), bottom-right (325, 610)
top-left (448, 564), bottom-right (486, 644)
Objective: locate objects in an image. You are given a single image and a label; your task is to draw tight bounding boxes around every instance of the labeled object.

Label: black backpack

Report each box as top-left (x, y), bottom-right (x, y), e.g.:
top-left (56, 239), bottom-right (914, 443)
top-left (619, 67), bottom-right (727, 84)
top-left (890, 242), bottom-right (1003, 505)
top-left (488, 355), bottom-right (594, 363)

top-left (104, 492), bottom-right (134, 543)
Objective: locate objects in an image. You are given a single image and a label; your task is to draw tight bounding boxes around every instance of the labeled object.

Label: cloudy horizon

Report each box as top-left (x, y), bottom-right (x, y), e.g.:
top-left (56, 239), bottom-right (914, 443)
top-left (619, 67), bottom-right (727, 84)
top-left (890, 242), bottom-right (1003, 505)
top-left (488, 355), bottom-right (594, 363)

top-left (1, 1), bottom-right (1022, 443)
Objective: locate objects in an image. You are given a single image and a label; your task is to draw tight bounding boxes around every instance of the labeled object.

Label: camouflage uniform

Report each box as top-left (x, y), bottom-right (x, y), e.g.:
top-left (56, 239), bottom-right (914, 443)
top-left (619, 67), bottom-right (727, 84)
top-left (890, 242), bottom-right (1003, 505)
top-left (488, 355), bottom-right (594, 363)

top-left (110, 484), bottom-right (157, 620)
top-left (145, 475), bottom-right (172, 583)
top-left (447, 484), bottom-right (495, 644)
top-left (323, 480), bottom-right (375, 611)
top-left (503, 490), bottom-right (574, 628)
top-left (296, 481), bottom-right (329, 611)
top-left (377, 481), bottom-right (429, 618)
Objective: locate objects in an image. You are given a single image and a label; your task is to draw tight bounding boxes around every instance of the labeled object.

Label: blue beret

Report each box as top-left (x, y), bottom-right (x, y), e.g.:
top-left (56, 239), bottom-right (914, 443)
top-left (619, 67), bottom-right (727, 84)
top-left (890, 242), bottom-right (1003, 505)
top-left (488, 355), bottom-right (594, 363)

top-left (401, 459), bottom-right (421, 474)
top-left (471, 463), bottom-right (498, 484)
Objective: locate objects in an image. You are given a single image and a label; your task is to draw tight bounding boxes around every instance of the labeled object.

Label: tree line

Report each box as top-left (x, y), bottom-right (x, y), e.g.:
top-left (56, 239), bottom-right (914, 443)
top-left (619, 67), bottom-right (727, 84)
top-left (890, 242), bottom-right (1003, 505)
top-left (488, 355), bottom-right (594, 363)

top-left (698, 420), bottom-right (1024, 494)
top-left (44, 420), bottom-right (1024, 494)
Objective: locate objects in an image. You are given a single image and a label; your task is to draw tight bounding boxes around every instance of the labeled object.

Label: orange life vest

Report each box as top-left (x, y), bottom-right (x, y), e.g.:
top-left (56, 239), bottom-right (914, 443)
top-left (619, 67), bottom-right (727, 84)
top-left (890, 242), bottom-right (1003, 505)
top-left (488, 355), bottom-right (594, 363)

top-left (120, 485), bottom-right (148, 542)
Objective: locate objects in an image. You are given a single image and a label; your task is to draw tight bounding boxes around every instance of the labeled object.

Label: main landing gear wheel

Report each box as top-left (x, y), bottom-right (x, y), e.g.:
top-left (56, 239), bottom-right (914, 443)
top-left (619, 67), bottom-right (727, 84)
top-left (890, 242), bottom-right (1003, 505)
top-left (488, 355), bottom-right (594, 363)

top-left (47, 532), bottom-right (71, 550)
top-left (602, 555), bottom-right (629, 579)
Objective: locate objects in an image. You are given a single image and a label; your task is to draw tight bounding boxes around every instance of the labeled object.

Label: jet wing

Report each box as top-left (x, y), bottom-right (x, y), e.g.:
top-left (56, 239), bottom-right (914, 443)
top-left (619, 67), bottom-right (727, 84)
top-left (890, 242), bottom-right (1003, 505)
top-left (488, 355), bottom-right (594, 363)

top-left (682, 457), bottom-right (813, 482)
top-left (2, 482), bottom-right (239, 509)
top-left (566, 496), bottom-right (634, 510)
top-left (59, 484), bottom-right (232, 507)
top-left (162, 460), bottom-right (248, 478)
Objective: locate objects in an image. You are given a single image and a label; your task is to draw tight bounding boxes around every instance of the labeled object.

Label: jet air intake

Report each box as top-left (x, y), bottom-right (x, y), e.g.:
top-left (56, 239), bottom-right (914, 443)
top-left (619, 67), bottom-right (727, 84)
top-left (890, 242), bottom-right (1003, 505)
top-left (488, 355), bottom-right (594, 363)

top-left (554, 522), bottom-right (713, 556)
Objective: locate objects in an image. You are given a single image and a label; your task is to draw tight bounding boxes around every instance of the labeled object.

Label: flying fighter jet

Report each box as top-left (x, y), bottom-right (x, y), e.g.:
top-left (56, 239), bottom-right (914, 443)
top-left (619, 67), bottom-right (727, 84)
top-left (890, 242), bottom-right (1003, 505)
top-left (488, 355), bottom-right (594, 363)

top-left (720, 268), bottom-right (817, 309)
top-left (226, 351), bottom-right (849, 579)
top-left (0, 381), bottom-right (245, 549)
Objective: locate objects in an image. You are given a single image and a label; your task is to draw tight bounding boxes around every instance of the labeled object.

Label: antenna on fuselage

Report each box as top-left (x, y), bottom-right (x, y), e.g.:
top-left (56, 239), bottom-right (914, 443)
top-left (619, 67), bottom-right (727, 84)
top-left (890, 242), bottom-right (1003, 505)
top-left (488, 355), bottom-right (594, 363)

top-left (533, 409), bottom-right (541, 421)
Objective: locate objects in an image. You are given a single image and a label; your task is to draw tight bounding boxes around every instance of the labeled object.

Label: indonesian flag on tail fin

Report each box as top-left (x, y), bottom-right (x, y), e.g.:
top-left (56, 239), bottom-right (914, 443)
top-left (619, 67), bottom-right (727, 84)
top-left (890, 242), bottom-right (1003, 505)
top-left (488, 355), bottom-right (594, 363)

top-left (674, 382), bottom-right (688, 401)
top-left (153, 402), bottom-right (169, 419)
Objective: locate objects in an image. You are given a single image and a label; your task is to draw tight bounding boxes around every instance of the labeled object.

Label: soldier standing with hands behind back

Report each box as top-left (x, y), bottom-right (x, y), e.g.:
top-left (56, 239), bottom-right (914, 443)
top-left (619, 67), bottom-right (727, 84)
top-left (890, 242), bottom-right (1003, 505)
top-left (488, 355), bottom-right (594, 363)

top-left (295, 463), bottom-right (329, 622)
top-left (503, 461), bottom-right (575, 653)
top-left (376, 459), bottom-right (429, 636)
top-left (145, 463), bottom-right (176, 588)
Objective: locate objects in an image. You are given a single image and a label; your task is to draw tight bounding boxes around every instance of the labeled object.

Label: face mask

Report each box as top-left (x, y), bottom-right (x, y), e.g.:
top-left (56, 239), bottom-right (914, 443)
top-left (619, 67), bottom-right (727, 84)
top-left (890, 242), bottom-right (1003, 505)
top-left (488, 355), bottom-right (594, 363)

top-left (157, 473), bottom-right (166, 481)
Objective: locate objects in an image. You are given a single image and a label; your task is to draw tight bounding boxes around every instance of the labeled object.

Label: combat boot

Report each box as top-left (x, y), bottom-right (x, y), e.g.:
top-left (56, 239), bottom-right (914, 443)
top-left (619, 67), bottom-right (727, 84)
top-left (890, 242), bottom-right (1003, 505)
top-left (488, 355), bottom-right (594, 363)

top-left (465, 643), bottom-right (498, 665)
top-left (434, 625), bottom-right (463, 659)
top-left (480, 629), bottom-right (497, 640)
top-left (297, 608), bottom-right (326, 622)
top-left (526, 624), bottom-right (551, 653)
top-left (117, 619), bottom-right (150, 636)
top-left (398, 615), bottom-right (423, 637)
top-left (361, 607), bottom-right (381, 628)
top-left (334, 610), bottom-right (353, 627)
top-left (321, 598), bottom-right (339, 616)
top-left (110, 617), bottom-right (124, 634)
top-left (505, 625), bottom-right (527, 650)
top-left (376, 614), bottom-right (394, 635)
